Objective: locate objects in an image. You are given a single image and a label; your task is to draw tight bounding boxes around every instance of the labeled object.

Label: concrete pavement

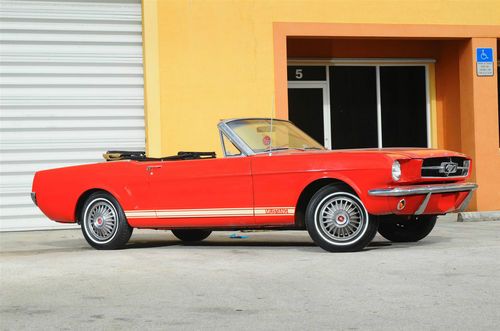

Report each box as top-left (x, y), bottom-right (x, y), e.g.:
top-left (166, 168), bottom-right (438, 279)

top-left (1, 215), bottom-right (500, 330)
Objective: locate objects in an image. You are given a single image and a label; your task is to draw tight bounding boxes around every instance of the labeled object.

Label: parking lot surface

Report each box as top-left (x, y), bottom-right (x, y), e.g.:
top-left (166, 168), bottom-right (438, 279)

top-left (1, 215), bottom-right (499, 330)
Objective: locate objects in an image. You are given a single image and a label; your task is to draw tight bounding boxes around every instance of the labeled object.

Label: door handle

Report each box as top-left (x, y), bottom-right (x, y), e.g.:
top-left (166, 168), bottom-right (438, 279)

top-left (146, 165), bottom-right (162, 172)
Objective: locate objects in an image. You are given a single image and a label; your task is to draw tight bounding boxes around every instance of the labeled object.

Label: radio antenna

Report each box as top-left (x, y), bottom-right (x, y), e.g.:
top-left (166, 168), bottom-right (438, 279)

top-left (269, 96), bottom-right (275, 156)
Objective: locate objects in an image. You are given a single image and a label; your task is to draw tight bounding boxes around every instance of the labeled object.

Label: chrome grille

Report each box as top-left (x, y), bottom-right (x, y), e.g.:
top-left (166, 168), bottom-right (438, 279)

top-left (421, 157), bottom-right (470, 178)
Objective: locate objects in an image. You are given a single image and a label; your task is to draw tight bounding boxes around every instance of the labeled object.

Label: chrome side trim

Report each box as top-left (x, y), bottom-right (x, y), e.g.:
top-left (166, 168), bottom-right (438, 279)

top-left (368, 182), bottom-right (478, 197)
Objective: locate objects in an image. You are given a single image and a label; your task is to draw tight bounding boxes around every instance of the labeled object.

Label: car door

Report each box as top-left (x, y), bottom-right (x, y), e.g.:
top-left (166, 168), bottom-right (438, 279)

top-left (250, 153), bottom-right (315, 227)
top-left (145, 157), bottom-right (254, 227)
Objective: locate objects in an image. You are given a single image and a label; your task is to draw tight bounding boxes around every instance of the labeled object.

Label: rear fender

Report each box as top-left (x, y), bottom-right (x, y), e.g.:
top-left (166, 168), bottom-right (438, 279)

top-left (32, 162), bottom-right (144, 223)
top-left (73, 185), bottom-right (133, 223)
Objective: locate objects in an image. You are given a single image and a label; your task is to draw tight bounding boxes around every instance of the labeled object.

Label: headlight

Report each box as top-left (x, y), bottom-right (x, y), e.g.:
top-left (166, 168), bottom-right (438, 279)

top-left (392, 160), bottom-right (401, 181)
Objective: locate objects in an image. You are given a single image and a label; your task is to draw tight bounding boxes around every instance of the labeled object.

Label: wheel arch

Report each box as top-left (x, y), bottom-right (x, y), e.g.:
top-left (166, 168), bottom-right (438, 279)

top-left (294, 177), bottom-right (360, 229)
top-left (75, 188), bottom-right (118, 223)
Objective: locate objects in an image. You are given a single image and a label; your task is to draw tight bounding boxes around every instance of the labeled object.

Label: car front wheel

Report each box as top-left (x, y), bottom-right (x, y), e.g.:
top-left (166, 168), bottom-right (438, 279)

top-left (377, 215), bottom-right (437, 242)
top-left (172, 229), bottom-right (212, 242)
top-left (81, 192), bottom-right (133, 250)
top-left (306, 185), bottom-right (379, 252)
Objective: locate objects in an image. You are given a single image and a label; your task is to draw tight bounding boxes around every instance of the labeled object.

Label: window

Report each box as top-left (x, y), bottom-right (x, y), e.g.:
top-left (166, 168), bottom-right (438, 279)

top-left (226, 119), bottom-right (324, 153)
top-left (221, 134), bottom-right (242, 157)
top-left (288, 63), bottom-right (430, 149)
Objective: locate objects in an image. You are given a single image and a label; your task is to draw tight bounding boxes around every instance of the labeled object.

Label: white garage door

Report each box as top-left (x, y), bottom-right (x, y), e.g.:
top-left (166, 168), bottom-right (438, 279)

top-left (0, 0), bottom-right (145, 231)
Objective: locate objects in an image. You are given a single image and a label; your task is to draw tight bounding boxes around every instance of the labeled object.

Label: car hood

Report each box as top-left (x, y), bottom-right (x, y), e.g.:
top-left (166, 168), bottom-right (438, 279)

top-left (265, 147), bottom-right (467, 160)
top-left (330, 148), bottom-right (466, 159)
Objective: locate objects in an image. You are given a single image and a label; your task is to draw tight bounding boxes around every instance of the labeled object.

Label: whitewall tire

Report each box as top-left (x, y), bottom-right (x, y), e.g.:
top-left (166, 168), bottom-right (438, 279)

top-left (306, 184), bottom-right (379, 252)
top-left (81, 192), bottom-right (133, 250)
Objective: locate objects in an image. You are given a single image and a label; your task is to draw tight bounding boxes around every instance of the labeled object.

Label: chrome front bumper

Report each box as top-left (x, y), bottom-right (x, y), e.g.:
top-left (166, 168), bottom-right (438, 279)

top-left (368, 182), bottom-right (478, 215)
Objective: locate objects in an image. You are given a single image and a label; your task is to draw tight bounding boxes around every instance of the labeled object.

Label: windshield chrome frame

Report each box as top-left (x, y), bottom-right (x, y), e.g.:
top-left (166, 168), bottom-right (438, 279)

top-left (218, 118), bottom-right (308, 157)
top-left (218, 129), bottom-right (246, 157)
top-left (217, 120), bottom-right (254, 156)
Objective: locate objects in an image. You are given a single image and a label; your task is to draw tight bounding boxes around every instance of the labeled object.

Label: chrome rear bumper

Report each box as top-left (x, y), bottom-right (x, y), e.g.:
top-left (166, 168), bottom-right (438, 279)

top-left (31, 192), bottom-right (37, 206)
top-left (368, 182), bottom-right (478, 215)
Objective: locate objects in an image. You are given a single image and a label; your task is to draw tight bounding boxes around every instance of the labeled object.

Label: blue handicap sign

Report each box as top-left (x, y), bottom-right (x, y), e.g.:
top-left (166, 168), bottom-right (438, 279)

top-left (476, 48), bottom-right (493, 63)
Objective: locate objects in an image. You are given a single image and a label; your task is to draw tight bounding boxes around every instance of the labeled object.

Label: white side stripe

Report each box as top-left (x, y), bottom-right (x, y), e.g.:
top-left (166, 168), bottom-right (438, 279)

top-left (124, 211), bottom-right (156, 218)
top-left (156, 208), bottom-right (253, 218)
top-left (125, 207), bottom-right (295, 219)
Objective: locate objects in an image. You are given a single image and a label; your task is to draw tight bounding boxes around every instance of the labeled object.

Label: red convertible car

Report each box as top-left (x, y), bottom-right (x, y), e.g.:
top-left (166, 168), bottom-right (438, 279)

top-left (32, 118), bottom-right (477, 252)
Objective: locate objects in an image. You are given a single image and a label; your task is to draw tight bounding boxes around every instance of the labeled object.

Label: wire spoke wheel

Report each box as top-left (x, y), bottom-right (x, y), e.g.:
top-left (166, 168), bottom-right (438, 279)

top-left (316, 195), bottom-right (365, 243)
top-left (84, 198), bottom-right (118, 242)
top-left (80, 192), bottom-right (133, 250)
top-left (306, 185), bottom-right (378, 252)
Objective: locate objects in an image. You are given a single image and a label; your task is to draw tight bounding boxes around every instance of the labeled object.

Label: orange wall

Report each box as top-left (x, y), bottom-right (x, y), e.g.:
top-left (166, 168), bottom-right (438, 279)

top-left (459, 38), bottom-right (500, 211)
top-left (436, 42), bottom-right (463, 152)
top-left (288, 38), bottom-right (441, 58)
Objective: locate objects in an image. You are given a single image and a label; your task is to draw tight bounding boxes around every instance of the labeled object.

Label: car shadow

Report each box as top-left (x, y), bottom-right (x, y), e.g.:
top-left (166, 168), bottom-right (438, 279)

top-left (125, 239), bottom-right (317, 249)
top-left (9, 232), bottom-right (446, 254)
top-left (125, 235), bottom-right (445, 252)
top-left (363, 236), bottom-right (447, 251)
top-left (0, 233), bottom-right (446, 257)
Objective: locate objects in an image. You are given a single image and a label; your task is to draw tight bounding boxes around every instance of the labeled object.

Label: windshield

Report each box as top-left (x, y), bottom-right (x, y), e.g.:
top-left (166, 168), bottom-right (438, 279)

top-left (226, 119), bottom-right (324, 153)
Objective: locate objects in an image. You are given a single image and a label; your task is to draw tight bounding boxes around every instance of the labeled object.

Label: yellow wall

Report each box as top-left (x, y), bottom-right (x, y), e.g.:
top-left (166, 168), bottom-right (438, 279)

top-left (141, 0), bottom-right (500, 210)
top-left (142, 0), bottom-right (500, 156)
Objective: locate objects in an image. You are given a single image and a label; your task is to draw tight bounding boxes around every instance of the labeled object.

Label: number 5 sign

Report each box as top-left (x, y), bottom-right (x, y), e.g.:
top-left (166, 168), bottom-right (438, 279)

top-left (295, 69), bottom-right (303, 79)
top-left (287, 66), bottom-right (327, 81)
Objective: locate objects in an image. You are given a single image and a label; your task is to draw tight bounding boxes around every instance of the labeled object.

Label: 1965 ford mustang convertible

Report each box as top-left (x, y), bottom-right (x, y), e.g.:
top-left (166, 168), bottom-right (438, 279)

top-left (32, 118), bottom-right (477, 252)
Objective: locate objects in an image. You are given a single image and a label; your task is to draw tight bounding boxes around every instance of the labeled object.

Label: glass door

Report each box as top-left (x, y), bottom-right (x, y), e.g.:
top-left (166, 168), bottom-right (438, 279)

top-left (380, 66), bottom-right (427, 147)
top-left (287, 65), bottom-right (331, 149)
top-left (329, 66), bottom-right (378, 149)
top-left (288, 82), bottom-right (331, 149)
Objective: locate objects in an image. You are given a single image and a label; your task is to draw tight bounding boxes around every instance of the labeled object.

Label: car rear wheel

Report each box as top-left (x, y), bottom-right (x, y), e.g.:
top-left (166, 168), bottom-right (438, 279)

top-left (172, 229), bottom-right (212, 242)
top-left (305, 185), bottom-right (379, 252)
top-left (377, 215), bottom-right (437, 242)
top-left (81, 192), bottom-right (133, 250)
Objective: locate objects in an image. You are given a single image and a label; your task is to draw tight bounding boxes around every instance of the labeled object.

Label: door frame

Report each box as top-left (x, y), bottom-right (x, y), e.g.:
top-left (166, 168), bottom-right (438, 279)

top-left (288, 80), bottom-right (332, 149)
top-left (288, 59), bottom-right (434, 148)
